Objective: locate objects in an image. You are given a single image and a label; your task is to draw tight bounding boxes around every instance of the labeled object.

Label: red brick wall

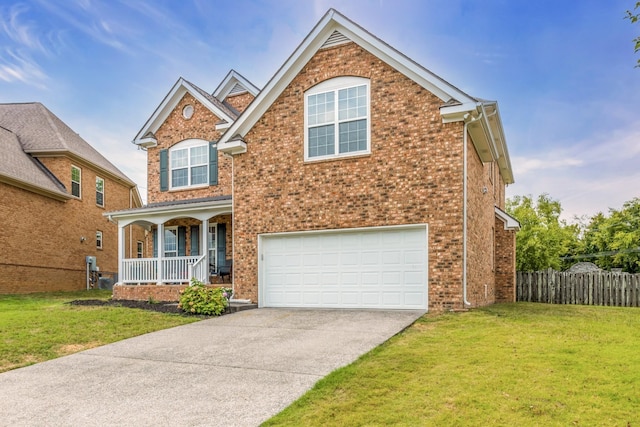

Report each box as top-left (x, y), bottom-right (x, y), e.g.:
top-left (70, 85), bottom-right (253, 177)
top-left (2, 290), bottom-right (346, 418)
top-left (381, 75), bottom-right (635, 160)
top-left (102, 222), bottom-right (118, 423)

top-left (495, 217), bottom-right (516, 302)
top-left (231, 42), bottom-right (466, 311)
top-left (147, 93), bottom-right (232, 204)
top-left (112, 283), bottom-right (227, 303)
top-left (0, 157), bottom-right (140, 294)
top-left (224, 92), bottom-right (255, 113)
top-left (465, 135), bottom-right (497, 307)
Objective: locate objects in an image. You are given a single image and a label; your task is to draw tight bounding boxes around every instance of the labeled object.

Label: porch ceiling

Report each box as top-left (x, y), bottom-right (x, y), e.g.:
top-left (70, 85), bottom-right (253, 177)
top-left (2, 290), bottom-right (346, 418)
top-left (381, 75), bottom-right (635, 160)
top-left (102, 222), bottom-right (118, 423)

top-left (104, 196), bottom-right (232, 227)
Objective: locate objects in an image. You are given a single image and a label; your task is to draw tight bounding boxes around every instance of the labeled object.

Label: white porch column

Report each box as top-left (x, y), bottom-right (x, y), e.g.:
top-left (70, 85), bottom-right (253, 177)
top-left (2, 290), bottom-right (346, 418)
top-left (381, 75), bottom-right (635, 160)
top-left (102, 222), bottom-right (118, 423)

top-left (202, 218), bottom-right (209, 281)
top-left (157, 223), bottom-right (164, 285)
top-left (118, 224), bottom-right (125, 284)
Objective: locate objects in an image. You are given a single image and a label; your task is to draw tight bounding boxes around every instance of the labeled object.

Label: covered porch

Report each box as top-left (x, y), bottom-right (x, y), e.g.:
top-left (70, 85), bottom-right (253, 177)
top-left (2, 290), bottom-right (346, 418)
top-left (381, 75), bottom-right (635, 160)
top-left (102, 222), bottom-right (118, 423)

top-left (105, 196), bottom-right (233, 301)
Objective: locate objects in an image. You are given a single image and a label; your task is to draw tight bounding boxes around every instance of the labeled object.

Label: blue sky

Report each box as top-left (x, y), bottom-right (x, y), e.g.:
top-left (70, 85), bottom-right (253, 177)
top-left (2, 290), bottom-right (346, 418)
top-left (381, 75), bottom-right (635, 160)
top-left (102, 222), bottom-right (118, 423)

top-left (1, 0), bottom-right (638, 221)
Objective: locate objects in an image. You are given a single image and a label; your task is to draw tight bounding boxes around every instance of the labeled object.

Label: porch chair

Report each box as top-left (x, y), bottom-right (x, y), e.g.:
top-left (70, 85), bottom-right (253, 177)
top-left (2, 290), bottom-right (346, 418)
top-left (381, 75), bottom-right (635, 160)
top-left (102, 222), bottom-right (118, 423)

top-left (218, 260), bottom-right (233, 283)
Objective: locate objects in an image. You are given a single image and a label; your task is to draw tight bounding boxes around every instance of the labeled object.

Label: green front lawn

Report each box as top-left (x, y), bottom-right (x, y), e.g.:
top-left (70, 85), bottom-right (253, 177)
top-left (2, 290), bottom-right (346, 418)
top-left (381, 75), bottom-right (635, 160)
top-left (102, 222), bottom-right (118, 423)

top-left (265, 303), bottom-right (640, 426)
top-left (0, 290), bottom-right (199, 373)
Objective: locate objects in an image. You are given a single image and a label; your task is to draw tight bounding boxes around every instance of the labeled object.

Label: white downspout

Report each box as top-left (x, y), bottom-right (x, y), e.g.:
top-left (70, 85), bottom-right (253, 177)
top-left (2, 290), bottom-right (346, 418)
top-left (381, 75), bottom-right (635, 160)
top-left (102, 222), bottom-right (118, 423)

top-left (463, 112), bottom-right (483, 307)
top-left (230, 153), bottom-right (236, 298)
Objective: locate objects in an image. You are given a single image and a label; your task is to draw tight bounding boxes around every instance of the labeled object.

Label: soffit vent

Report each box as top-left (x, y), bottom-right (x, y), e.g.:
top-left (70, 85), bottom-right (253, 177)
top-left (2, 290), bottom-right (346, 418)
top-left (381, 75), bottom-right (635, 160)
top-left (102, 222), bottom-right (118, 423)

top-left (229, 82), bottom-right (247, 95)
top-left (321, 30), bottom-right (350, 49)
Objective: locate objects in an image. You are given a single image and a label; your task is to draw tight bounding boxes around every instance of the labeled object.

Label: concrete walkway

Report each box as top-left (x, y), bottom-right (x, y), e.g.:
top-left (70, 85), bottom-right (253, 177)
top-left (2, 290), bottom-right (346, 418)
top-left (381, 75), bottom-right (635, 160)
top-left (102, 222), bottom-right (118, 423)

top-left (0, 308), bottom-right (424, 426)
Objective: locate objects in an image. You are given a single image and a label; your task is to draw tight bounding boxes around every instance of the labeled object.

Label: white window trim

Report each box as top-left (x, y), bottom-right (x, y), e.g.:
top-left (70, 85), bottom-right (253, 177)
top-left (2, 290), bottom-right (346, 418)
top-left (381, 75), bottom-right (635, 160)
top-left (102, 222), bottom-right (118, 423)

top-left (71, 165), bottom-right (82, 198)
top-left (164, 226), bottom-right (178, 257)
top-left (137, 241), bottom-right (144, 258)
top-left (169, 139), bottom-right (209, 190)
top-left (96, 230), bottom-right (103, 250)
top-left (208, 223), bottom-right (218, 272)
top-left (304, 76), bottom-right (371, 162)
top-left (96, 176), bottom-right (105, 207)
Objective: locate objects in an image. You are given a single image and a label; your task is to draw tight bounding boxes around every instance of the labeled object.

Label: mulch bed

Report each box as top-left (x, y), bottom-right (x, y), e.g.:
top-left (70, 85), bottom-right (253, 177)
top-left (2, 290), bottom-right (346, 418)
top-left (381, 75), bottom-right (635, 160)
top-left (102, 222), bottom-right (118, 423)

top-left (69, 299), bottom-right (190, 315)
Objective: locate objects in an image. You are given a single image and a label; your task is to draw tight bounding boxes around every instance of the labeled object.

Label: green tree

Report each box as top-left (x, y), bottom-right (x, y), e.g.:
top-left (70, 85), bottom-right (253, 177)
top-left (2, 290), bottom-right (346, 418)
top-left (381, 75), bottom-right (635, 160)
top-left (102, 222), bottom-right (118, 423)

top-left (626, 2), bottom-right (640, 67)
top-left (578, 198), bottom-right (640, 272)
top-left (507, 194), bottom-right (579, 271)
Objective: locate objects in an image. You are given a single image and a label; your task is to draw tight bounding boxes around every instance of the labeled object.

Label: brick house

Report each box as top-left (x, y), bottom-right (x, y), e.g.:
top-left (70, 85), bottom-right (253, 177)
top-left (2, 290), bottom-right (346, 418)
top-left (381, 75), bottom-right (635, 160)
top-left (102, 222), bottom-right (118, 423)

top-left (106, 9), bottom-right (519, 311)
top-left (0, 102), bottom-right (143, 294)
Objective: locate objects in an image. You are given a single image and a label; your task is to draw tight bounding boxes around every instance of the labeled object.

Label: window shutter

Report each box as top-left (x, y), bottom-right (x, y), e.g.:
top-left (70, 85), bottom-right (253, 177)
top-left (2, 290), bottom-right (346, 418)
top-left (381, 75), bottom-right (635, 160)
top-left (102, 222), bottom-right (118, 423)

top-left (217, 223), bottom-right (226, 267)
top-left (178, 226), bottom-right (187, 256)
top-left (209, 142), bottom-right (218, 186)
top-left (159, 149), bottom-right (169, 191)
top-left (190, 226), bottom-right (199, 256)
top-left (152, 229), bottom-right (158, 257)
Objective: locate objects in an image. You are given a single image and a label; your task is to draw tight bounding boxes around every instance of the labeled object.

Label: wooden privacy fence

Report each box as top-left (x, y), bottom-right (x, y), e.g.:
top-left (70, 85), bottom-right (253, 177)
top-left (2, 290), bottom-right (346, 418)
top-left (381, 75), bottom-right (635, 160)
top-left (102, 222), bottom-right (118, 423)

top-left (517, 269), bottom-right (640, 307)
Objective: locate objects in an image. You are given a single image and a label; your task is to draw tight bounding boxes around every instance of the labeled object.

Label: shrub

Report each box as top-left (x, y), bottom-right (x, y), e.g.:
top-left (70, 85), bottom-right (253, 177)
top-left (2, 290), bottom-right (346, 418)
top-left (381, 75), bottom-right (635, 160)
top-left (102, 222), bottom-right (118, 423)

top-left (178, 278), bottom-right (229, 316)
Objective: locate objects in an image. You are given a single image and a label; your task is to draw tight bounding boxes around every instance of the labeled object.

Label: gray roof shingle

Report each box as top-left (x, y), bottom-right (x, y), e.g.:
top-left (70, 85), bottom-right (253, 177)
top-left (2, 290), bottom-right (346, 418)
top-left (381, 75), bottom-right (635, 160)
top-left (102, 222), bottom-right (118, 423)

top-left (0, 103), bottom-right (134, 186)
top-left (0, 125), bottom-right (69, 198)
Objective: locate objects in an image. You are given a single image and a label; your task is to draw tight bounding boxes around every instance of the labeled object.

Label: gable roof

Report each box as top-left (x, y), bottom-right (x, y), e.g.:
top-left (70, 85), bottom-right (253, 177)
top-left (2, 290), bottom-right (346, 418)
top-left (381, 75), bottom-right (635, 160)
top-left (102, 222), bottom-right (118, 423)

top-left (0, 102), bottom-right (138, 192)
top-left (0, 125), bottom-right (70, 200)
top-left (217, 8), bottom-right (514, 184)
top-left (133, 77), bottom-right (239, 147)
top-left (213, 70), bottom-right (260, 101)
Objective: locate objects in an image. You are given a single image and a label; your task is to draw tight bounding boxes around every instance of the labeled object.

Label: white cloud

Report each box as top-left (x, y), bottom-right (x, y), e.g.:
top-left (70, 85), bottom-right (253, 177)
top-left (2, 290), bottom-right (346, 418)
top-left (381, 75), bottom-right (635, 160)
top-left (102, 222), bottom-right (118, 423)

top-left (507, 125), bottom-right (640, 221)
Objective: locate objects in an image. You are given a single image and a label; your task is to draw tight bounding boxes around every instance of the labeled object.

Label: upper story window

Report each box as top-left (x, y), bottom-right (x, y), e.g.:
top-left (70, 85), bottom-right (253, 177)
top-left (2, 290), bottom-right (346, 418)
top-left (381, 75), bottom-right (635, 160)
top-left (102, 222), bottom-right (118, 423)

top-left (304, 77), bottom-right (370, 161)
top-left (96, 177), bottom-right (105, 207)
top-left (159, 139), bottom-right (218, 192)
top-left (71, 165), bottom-right (81, 198)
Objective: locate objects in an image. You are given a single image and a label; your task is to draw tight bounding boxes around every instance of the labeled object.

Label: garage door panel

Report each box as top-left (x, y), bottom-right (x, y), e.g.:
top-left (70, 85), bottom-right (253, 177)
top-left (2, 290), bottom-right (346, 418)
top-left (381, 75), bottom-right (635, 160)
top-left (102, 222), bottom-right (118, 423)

top-left (362, 271), bottom-right (379, 285)
top-left (261, 225), bottom-right (427, 310)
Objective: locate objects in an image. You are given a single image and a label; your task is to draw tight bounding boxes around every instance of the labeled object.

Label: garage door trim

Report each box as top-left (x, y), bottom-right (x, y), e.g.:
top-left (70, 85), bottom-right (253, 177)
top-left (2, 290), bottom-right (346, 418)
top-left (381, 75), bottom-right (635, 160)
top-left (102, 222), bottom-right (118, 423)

top-left (258, 224), bottom-right (428, 310)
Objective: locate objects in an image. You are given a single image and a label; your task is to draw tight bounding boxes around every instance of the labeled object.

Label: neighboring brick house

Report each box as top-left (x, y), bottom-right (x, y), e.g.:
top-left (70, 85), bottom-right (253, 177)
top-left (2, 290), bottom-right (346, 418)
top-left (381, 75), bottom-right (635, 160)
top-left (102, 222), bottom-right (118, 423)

top-left (0, 103), bottom-right (143, 294)
top-left (106, 10), bottom-right (519, 311)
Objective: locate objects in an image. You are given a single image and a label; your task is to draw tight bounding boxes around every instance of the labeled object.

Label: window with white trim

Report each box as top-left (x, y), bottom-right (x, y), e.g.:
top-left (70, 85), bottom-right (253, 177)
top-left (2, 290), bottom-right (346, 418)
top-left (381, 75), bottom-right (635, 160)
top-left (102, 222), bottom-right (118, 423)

top-left (305, 77), bottom-right (370, 160)
top-left (96, 230), bottom-right (103, 250)
top-left (164, 227), bottom-right (178, 257)
top-left (71, 165), bottom-right (81, 198)
top-left (96, 177), bottom-right (105, 207)
top-left (170, 140), bottom-right (208, 189)
top-left (137, 241), bottom-right (143, 258)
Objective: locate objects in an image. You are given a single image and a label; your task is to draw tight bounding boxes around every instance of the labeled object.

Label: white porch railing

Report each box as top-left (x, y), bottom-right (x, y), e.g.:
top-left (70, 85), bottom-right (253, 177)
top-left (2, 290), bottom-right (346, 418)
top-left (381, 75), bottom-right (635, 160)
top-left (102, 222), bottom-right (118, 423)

top-left (121, 256), bottom-right (206, 284)
top-left (122, 258), bottom-right (157, 283)
top-left (189, 254), bottom-right (208, 284)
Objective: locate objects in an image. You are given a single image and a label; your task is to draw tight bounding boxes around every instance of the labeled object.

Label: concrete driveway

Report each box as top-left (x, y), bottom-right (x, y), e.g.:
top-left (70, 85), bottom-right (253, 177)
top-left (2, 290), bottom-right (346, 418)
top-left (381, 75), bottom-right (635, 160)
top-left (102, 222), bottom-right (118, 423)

top-left (0, 308), bottom-right (424, 426)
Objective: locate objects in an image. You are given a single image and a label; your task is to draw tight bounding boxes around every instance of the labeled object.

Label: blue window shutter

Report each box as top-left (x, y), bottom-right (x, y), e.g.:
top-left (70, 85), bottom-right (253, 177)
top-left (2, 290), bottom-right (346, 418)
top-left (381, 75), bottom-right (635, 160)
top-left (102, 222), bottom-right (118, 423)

top-left (153, 229), bottom-right (158, 257)
top-left (190, 226), bottom-right (199, 256)
top-left (217, 223), bottom-right (226, 267)
top-left (209, 142), bottom-right (218, 186)
top-left (178, 226), bottom-right (187, 256)
top-left (159, 149), bottom-right (168, 191)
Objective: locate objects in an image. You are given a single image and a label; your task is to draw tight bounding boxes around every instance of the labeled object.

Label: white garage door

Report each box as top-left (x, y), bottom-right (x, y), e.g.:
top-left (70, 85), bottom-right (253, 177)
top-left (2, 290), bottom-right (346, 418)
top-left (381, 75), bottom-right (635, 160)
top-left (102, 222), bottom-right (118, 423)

top-left (260, 225), bottom-right (428, 310)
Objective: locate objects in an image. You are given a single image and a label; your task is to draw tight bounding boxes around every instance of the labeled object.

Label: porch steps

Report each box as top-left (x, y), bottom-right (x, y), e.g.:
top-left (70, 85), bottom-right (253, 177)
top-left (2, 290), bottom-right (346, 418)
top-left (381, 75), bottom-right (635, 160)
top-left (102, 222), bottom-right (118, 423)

top-left (228, 302), bottom-right (258, 313)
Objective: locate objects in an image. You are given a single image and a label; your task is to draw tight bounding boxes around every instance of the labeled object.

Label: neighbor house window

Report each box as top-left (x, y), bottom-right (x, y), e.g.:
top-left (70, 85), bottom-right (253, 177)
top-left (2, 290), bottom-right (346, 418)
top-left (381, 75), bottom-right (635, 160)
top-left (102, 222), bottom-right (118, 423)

top-left (96, 231), bottom-right (103, 250)
top-left (305, 77), bottom-right (370, 160)
top-left (71, 165), bottom-right (81, 198)
top-left (170, 141), bottom-right (208, 189)
top-left (96, 177), bottom-right (105, 207)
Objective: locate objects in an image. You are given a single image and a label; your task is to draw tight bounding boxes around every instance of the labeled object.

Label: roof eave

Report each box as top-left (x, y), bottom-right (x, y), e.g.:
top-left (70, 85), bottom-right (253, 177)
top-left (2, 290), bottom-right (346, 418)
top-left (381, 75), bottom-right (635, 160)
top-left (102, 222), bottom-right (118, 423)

top-left (133, 78), bottom-right (236, 144)
top-left (495, 206), bottom-right (520, 231)
top-left (0, 174), bottom-right (71, 201)
top-left (104, 197), bottom-right (233, 226)
top-left (219, 8), bottom-right (477, 146)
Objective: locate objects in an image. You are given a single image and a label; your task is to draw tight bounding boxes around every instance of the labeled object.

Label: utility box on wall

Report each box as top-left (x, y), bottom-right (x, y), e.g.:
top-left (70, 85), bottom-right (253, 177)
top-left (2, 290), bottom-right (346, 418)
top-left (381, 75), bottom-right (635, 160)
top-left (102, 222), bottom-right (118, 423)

top-left (85, 256), bottom-right (98, 272)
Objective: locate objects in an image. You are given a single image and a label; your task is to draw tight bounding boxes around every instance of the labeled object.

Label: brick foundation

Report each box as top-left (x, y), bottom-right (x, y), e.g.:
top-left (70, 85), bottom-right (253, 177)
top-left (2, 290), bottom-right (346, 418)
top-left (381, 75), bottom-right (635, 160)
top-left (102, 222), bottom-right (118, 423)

top-left (112, 283), bottom-right (231, 303)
